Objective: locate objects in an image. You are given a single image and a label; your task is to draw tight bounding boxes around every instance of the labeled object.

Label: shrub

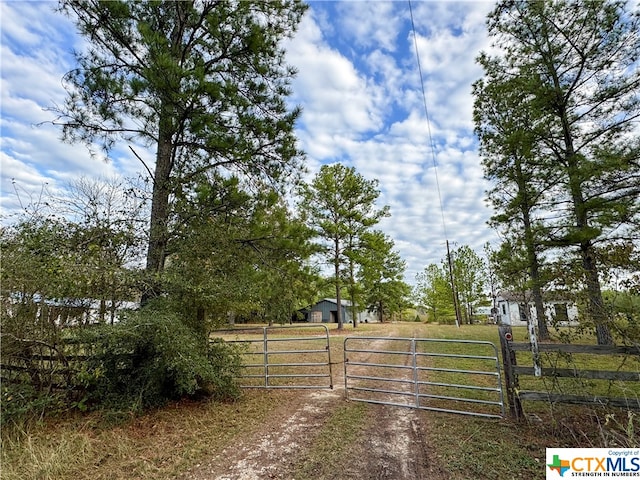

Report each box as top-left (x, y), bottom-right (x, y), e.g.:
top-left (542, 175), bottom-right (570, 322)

top-left (75, 306), bottom-right (242, 411)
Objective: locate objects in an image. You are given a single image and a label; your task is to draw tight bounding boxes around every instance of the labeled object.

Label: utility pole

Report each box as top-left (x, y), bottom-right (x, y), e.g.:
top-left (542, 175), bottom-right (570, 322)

top-left (446, 240), bottom-right (462, 328)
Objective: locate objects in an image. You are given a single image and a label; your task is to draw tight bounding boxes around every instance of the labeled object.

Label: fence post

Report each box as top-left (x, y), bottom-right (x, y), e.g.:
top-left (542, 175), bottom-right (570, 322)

top-left (526, 314), bottom-right (542, 377)
top-left (499, 325), bottom-right (523, 419)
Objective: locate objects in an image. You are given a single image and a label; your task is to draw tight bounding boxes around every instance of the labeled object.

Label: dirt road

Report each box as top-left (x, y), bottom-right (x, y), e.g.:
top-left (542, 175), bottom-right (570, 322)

top-left (178, 387), bottom-right (438, 479)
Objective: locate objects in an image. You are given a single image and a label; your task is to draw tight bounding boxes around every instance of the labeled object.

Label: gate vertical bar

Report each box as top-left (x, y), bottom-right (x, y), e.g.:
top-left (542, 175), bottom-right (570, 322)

top-left (263, 327), bottom-right (269, 387)
top-left (343, 338), bottom-right (349, 399)
top-left (325, 326), bottom-right (333, 389)
top-left (412, 338), bottom-right (420, 408)
top-left (213, 325), bottom-right (332, 389)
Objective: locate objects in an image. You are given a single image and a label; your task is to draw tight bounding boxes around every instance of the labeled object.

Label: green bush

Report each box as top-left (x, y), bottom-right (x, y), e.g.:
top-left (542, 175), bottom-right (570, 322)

top-left (75, 306), bottom-right (242, 411)
top-left (0, 383), bottom-right (66, 430)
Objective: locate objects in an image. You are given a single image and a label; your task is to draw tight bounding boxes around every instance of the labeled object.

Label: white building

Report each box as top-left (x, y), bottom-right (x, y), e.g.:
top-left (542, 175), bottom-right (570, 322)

top-left (496, 291), bottom-right (579, 327)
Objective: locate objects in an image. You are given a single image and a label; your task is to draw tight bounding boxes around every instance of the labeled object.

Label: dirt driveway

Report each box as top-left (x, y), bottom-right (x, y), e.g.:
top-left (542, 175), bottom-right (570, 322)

top-left (178, 385), bottom-right (441, 480)
top-left (178, 327), bottom-right (448, 480)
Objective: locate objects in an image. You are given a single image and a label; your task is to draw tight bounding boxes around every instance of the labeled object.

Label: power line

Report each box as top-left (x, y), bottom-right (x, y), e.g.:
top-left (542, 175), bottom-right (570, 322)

top-left (408, 0), bottom-right (461, 327)
top-left (408, 0), bottom-right (448, 241)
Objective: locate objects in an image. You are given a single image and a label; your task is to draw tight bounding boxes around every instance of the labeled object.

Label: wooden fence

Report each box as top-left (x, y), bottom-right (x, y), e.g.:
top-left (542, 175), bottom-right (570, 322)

top-left (0, 336), bottom-right (94, 397)
top-left (499, 325), bottom-right (640, 419)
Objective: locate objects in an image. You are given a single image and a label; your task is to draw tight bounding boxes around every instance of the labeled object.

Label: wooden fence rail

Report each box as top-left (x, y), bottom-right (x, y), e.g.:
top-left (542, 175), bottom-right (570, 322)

top-left (0, 334), bottom-right (100, 396)
top-left (499, 325), bottom-right (640, 419)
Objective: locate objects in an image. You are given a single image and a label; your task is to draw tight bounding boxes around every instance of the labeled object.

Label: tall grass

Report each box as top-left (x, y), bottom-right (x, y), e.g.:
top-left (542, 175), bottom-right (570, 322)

top-left (1, 390), bottom-right (298, 480)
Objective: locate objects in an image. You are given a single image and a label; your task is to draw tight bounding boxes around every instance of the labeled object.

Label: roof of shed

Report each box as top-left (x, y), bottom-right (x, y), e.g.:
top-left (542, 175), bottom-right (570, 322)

top-left (318, 298), bottom-right (352, 307)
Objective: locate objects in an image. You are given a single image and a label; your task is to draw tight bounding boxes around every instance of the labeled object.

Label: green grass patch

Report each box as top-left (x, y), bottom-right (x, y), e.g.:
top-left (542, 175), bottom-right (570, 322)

top-left (424, 413), bottom-right (548, 479)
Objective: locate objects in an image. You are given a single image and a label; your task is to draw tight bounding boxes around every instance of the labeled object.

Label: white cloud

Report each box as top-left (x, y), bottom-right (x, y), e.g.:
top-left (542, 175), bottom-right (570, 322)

top-left (285, 11), bottom-right (385, 151)
top-left (282, 1), bottom-right (499, 284)
top-left (0, 2), bottom-right (144, 219)
top-left (336, 1), bottom-right (403, 52)
top-left (406, 2), bottom-right (494, 135)
top-left (0, 2), bottom-right (63, 48)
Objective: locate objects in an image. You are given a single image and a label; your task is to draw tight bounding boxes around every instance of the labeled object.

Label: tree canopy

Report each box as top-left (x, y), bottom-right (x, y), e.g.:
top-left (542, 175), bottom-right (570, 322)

top-left (2, 1), bottom-right (315, 414)
top-left (299, 164), bottom-right (391, 329)
top-left (414, 244), bottom-right (487, 325)
top-left (357, 230), bottom-right (410, 323)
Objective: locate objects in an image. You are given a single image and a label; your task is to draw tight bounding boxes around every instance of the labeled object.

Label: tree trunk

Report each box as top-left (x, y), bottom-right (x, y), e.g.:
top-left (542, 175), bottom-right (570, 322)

top-left (566, 152), bottom-right (612, 345)
top-left (142, 9), bottom-right (183, 305)
top-left (349, 257), bottom-right (358, 329)
top-left (555, 89), bottom-right (611, 344)
top-left (515, 153), bottom-right (550, 340)
top-left (334, 239), bottom-right (343, 329)
top-left (142, 109), bottom-right (174, 304)
top-left (345, 229), bottom-right (364, 329)
top-left (335, 281), bottom-right (343, 330)
top-left (582, 241), bottom-right (613, 345)
top-left (525, 230), bottom-right (549, 340)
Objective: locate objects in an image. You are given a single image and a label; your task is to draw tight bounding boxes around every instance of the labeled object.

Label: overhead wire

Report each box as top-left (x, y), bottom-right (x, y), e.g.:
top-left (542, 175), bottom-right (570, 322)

top-left (408, 0), bottom-right (461, 327)
top-left (408, 0), bottom-right (448, 241)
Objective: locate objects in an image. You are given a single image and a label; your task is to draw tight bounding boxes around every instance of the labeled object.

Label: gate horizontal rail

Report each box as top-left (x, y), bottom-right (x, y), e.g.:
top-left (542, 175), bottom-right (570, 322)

top-left (344, 336), bottom-right (504, 418)
top-left (212, 324), bottom-right (333, 389)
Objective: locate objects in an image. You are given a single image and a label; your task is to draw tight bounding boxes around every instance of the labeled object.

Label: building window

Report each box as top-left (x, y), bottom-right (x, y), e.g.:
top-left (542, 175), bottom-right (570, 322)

top-left (519, 304), bottom-right (528, 321)
top-left (554, 303), bottom-right (569, 322)
top-left (501, 304), bottom-right (507, 315)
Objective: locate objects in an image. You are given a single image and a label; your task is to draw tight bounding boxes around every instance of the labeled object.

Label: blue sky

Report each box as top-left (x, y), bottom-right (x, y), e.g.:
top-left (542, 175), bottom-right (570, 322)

top-left (0, 1), bottom-right (500, 283)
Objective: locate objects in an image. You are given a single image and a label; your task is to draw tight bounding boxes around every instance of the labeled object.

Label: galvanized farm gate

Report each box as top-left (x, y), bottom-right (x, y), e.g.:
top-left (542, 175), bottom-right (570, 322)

top-left (344, 337), bottom-right (505, 418)
top-left (212, 324), bottom-right (333, 389)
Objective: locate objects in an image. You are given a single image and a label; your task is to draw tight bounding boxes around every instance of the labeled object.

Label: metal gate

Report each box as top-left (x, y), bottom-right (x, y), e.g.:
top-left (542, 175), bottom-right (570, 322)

top-left (344, 337), bottom-right (504, 418)
top-left (212, 324), bottom-right (333, 389)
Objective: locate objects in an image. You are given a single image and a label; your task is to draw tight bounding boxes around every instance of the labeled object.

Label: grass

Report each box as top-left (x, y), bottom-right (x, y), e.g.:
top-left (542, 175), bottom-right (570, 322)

top-left (1, 389), bottom-right (298, 480)
top-left (3, 322), bottom-right (640, 480)
top-left (423, 412), bottom-right (548, 479)
top-left (412, 323), bottom-right (640, 479)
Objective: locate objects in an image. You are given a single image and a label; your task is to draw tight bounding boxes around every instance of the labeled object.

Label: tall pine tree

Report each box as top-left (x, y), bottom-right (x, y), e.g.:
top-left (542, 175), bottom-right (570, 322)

top-left (54, 1), bottom-right (307, 300)
top-left (474, 69), bottom-right (552, 339)
top-left (478, 0), bottom-right (640, 344)
top-left (299, 164), bottom-right (388, 329)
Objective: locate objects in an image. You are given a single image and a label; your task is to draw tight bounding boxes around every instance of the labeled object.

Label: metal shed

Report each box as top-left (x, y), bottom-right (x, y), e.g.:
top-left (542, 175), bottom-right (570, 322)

top-left (299, 298), bottom-right (374, 324)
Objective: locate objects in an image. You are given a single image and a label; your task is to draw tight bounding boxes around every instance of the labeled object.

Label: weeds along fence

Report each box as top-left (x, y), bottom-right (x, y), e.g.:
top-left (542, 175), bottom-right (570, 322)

top-left (499, 326), bottom-right (640, 419)
top-left (1, 324), bottom-right (335, 397)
